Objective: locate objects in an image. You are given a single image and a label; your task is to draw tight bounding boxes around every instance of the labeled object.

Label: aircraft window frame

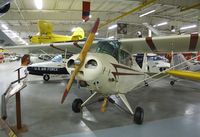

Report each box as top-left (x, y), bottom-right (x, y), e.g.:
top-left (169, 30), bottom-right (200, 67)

top-left (119, 49), bottom-right (132, 66)
top-left (51, 55), bottom-right (63, 62)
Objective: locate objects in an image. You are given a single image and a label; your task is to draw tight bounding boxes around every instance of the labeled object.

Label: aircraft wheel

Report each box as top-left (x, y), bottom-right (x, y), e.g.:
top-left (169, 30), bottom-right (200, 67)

top-left (72, 98), bottom-right (83, 113)
top-left (145, 82), bottom-right (149, 87)
top-left (134, 106), bottom-right (144, 125)
top-left (43, 74), bottom-right (50, 81)
top-left (170, 81), bottom-right (175, 86)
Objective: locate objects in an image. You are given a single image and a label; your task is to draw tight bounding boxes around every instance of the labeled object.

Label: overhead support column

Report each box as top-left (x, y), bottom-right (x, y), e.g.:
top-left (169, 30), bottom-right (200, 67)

top-left (99, 0), bottom-right (158, 29)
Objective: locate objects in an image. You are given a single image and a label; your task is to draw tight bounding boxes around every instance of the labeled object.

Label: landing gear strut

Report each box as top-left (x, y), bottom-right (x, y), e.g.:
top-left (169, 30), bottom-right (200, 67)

top-left (71, 92), bottom-right (144, 125)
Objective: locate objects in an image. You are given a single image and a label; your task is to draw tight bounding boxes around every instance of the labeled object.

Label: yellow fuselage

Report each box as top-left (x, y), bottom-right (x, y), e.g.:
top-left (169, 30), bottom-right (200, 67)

top-left (30, 34), bottom-right (73, 44)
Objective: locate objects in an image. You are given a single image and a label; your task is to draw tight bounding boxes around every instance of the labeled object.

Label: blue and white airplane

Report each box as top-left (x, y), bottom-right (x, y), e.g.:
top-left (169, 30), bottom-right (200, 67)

top-left (27, 55), bottom-right (68, 81)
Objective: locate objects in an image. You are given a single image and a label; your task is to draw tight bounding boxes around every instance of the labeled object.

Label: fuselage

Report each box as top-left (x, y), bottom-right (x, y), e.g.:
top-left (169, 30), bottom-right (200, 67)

top-left (27, 61), bottom-right (68, 76)
top-left (27, 55), bottom-right (68, 76)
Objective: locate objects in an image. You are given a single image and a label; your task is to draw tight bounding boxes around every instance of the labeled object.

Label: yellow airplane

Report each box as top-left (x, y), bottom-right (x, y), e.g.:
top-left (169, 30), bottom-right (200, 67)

top-left (30, 20), bottom-right (85, 44)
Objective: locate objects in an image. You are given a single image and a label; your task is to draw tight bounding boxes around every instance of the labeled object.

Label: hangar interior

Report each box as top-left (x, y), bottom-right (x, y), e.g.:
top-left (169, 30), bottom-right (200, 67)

top-left (0, 0), bottom-right (200, 137)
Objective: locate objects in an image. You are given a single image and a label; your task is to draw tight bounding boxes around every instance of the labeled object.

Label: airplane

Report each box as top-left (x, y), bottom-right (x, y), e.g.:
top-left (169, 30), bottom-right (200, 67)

top-left (29, 20), bottom-right (85, 44)
top-left (134, 53), bottom-right (170, 73)
top-left (27, 54), bottom-right (68, 81)
top-left (2, 18), bottom-right (200, 125)
top-left (166, 53), bottom-right (200, 85)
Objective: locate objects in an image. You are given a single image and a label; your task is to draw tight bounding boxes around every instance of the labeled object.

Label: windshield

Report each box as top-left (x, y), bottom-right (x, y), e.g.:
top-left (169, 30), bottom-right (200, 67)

top-left (51, 55), bottom-right (62, 62)
top-left (95, 40), bottom-right (132, 66)
top-left (96, 40), bottom-right (120, 60)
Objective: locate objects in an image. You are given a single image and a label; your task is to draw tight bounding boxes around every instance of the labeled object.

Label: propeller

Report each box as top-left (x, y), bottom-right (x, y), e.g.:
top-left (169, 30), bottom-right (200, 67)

top-left (61, 18), bottom-right (100, 104)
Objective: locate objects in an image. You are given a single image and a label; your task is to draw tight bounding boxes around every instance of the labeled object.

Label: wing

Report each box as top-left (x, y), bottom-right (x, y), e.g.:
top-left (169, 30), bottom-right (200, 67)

top-left (120, 34), bottom-right (200, 53)
top-left (166, 70), bottom-right (200, 81)
top-left (2, 41), bottom-right (99, 54)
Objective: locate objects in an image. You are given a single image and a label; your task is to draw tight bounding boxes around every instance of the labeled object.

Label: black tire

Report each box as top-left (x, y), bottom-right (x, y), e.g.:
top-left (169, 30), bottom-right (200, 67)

top-left (145, 82), bottom-right (149, 87)
top-left (43, 74), bottom-right (50, 81)
top-left (170, 81), bottom-right (175, 86)
top-left (72, 98), bottom-right (83, 113)
top-left (134, 106), bottom-right (144, 125)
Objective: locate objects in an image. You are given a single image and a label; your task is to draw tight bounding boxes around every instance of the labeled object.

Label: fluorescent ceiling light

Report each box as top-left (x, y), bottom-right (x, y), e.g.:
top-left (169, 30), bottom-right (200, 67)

top-left (180, 25), bottom-right (197, 30)
top-left (139, 10), bottom-right (155, 17)
top-left (34, 0), bottom-right (43, 10)
top-left (153, 22), bottom-right (168, 27)
top-left (108, 24), bottom-right (117, 30)
top-left (1, 24), bottom-right (8, 30)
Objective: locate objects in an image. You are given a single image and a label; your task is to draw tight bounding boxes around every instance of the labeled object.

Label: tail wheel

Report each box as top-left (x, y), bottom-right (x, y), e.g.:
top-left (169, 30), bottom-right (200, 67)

top-left (72, 98), bottom-right (83, 113)
top-left (134, 106), bottom-right (144, 125)
top-left (170, 81), bottom-right (175, 86)
top-left (43, 74), bottom-right (50, 81)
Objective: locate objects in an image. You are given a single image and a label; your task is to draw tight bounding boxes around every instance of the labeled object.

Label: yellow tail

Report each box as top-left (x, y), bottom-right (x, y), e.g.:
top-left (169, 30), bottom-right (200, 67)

top-left (71, 27), bottom-right (85, 41)
top-left (38, 20), bottom-right (53, 35)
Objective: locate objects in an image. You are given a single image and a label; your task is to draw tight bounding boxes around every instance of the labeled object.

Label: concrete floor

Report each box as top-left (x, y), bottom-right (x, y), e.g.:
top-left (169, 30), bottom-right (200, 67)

top-left (1, 61), bottom-right (200, 137)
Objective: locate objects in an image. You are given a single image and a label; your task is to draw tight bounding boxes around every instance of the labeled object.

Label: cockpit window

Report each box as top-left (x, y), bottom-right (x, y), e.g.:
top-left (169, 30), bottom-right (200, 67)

top-left (51, 55), bottom-right (62, 62)
top-left (96, 40), bottom-right (120, 60)
top-left (148, 56), bottom-right (168, 62)
top-left (119, 50), bottom-right (132, 66)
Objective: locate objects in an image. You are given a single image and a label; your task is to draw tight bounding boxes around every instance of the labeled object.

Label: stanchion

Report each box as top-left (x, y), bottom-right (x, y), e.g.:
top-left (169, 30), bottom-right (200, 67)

top-left (0, 67), bottom-right (28, 136)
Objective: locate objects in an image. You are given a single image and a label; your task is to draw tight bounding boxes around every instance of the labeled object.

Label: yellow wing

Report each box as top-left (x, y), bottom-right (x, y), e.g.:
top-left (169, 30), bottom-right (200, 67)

top-left (166, 70), bottom-right (200, 81)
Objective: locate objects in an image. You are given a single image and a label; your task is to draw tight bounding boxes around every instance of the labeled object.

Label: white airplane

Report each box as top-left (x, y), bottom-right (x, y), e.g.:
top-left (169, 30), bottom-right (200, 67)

top-left (27, 55), bottom-right (68, 81)
top-left (134, 53), bottom-right (170, 73)
top-left (2, 18), bottom-right (200, 125)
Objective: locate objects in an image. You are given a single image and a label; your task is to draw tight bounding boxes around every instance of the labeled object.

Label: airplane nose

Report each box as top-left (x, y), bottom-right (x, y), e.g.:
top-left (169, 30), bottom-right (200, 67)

top-left (66, 54), bottom-right (103, 81)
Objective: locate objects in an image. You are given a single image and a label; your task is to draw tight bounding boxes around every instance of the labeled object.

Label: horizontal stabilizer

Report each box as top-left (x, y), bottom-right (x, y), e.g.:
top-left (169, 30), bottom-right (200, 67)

top-left (71, 27), bottom-right (85, 41)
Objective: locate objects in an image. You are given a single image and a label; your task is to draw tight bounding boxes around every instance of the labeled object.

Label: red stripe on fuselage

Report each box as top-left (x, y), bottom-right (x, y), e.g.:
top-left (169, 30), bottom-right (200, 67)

top-left (145, 37), bottom-right (157, 52)
top-left (111, 63), bottom-right (139, 72)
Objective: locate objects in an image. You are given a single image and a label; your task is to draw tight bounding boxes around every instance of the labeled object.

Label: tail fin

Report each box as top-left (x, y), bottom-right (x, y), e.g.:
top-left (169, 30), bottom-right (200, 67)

top-left (38, 20), bottom-right (53, 35)
top-left (71, 27), bottom-right (85, 41)
top-left (173, 53), bottom-right (192, 70)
